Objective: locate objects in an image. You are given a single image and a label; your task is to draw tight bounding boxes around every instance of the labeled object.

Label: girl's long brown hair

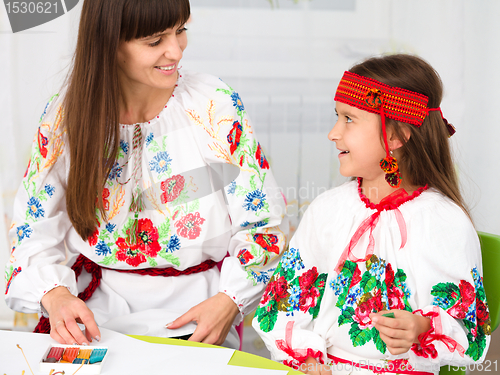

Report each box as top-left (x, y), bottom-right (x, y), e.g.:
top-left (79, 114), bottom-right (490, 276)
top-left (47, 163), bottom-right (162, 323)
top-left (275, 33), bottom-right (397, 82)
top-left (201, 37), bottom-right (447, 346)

top-left (64, 0), bottom-right (190, 239)
top-left (350, 54), bottom-right (470, 219)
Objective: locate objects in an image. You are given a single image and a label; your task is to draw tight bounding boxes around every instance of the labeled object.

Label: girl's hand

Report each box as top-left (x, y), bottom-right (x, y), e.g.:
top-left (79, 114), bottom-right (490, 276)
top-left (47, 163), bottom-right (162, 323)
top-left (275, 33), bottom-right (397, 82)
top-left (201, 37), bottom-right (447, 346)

top-left (369, 310), bottom-right (431, 355)
top-left (41, 286), bottom-right (101, 345)
top-left (166, 292), bottom-right (240, 345)
top-left (300, 357), bottom-right (332, 375)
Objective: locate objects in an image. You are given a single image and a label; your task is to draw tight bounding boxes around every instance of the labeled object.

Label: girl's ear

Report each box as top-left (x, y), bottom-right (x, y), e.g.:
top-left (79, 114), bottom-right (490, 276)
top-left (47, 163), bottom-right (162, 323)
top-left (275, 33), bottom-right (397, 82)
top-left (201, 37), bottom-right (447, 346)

top-left (388, 125), bottom-right (411, 151)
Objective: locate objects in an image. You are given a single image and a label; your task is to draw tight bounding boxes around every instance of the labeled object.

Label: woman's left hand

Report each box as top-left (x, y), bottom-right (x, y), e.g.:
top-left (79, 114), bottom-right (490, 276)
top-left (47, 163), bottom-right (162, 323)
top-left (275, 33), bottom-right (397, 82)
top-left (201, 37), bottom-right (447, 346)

top-left (369, 310), bottom-right (431, 355)
top-left (166, 292), bottom-right (240, 345)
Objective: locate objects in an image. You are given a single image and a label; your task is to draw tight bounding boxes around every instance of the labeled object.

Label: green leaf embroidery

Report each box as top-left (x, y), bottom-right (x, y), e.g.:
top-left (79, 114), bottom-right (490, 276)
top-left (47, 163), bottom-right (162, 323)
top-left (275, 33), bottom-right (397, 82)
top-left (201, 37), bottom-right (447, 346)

top-left (158, 252), bottom-right (180, 267)
top-left (249, 175), bottom-right (257, 191)
top-left (431, 282), bottom-right (460, 307)
top-left (100, 254), bottom-right (117, 266)
top-left (338, 307), bottom-right (356, 326)
top-left (256, 305), bottom-right (278, 333)
top-left (148, 257), bottom-right (158, 267)
top-left (349, 323), bottom-right (372, 347)
top-left (372, 328), bottom-right (387, 354)
top-left (216, 88), bottom-right (232, 96)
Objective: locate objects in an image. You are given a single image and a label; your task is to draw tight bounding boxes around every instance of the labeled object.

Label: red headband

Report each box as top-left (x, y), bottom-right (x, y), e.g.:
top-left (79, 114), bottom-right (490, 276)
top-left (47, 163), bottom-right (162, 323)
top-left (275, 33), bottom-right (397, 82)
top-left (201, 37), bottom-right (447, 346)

top-left (334, 71), bottom-right (455, 187)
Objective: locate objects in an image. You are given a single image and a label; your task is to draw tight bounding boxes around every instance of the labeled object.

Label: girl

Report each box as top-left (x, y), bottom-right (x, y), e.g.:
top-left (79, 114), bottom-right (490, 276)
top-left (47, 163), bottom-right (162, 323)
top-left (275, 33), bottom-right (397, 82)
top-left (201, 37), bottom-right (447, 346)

top-left (5, 0), bottom-right (288, 349)
top-left (253, 54), bottom-right (490, 374)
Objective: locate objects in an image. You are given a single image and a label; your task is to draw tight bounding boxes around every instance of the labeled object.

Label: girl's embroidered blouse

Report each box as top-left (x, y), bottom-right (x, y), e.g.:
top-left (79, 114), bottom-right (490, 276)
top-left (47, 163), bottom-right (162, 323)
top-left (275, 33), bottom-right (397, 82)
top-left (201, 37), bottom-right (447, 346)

top-left (253, 180), bottom-right (489, 372)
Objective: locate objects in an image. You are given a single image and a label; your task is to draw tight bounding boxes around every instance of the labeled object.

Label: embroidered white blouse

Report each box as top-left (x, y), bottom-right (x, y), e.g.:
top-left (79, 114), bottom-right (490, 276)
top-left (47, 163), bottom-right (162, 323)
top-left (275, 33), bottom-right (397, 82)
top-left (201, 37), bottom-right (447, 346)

top-left (253, 180), bottom-right (490, 374)
top-left (5, 70), bottom-right (288, 341)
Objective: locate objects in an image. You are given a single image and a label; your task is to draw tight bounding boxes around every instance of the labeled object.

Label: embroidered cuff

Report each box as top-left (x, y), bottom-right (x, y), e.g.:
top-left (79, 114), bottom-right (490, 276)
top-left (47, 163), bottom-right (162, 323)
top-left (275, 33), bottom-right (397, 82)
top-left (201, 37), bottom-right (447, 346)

top-left (411, 309), bottom-right (439, 359)
top-left (219, 289), bottom-right (245, 325)
top-left (411, 307), bottom-right (465, 359)
top-left (276, 321), bottom-right (325, 370)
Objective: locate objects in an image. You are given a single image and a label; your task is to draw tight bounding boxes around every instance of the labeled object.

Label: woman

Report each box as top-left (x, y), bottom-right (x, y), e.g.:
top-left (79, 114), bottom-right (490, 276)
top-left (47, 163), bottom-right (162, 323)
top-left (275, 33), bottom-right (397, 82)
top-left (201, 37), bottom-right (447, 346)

top-left (5, 0), bottom-right (288, 349)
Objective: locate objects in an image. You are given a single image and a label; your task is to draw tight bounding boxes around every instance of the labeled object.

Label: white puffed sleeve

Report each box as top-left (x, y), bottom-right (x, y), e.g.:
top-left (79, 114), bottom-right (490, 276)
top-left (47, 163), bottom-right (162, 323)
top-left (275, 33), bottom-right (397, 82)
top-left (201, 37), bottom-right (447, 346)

top-left (5, 94), bottom-right (77, 315)
top-left (201, 84), bottom-right (289, 321)
top-left (405, 195), bottom-right (491, 371)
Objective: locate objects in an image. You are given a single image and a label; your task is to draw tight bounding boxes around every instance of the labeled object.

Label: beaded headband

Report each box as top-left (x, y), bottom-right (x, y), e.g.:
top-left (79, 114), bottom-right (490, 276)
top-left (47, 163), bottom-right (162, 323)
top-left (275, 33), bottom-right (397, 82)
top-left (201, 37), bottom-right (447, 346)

top-left (334, 71), bottom-right (455, 188)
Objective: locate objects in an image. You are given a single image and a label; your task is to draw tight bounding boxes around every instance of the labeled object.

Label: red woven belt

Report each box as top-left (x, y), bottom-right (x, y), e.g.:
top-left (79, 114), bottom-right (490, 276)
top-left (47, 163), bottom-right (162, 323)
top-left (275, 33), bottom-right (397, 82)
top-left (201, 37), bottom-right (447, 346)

top-left (34, 254), bottom-right (217, 334)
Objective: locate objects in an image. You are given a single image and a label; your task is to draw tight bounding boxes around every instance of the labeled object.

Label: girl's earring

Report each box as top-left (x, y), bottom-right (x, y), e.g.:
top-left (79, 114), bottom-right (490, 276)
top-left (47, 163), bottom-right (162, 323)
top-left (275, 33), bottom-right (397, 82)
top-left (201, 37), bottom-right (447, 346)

top-left (379, 150), bottom-right (401, 188)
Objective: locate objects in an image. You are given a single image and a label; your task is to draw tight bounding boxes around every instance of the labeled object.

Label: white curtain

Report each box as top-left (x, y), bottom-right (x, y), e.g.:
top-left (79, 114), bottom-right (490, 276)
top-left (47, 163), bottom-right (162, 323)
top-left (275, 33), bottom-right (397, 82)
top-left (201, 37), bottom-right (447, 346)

top-left (1, 0), bottom-right (499, 326)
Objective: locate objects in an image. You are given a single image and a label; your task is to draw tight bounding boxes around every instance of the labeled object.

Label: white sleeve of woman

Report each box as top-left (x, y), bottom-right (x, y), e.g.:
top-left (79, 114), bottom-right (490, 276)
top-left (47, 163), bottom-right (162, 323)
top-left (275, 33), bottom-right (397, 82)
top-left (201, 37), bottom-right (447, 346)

top-left (5, 94), bottom-right (76, 315)
top-left (206, 84), bottom-right (289, 322)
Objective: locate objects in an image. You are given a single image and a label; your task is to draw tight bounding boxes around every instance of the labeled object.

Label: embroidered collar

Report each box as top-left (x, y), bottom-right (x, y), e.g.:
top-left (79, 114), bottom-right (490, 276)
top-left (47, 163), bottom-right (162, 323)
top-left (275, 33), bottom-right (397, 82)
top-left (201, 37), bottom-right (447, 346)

top-left (357, 178), bottom-right (428, 211)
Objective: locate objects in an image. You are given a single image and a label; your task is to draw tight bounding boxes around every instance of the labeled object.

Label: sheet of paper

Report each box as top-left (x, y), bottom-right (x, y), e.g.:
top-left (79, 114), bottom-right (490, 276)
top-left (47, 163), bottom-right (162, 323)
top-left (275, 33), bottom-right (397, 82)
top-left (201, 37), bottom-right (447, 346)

top-left (0, 328), bottom-right (288, 375)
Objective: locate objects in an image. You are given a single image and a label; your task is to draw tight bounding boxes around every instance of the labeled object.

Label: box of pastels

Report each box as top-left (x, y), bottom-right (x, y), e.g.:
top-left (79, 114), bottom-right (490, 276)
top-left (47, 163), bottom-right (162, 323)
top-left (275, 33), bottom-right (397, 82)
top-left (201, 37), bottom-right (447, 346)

top-left (39, 344), bottom-right (108, 374)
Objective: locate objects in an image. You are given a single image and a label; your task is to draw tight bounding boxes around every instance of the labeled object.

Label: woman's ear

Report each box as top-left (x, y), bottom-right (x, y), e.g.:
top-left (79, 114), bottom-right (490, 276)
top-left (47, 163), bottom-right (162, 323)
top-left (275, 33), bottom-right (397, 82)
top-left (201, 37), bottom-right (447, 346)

top-left (388, 124), bottom-right (411, 151)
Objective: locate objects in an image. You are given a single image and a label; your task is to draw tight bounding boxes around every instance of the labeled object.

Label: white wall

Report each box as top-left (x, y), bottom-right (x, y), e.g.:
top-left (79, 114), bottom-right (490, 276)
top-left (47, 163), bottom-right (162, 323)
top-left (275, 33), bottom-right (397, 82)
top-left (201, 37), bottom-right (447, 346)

top-left (1, 0), bottom-right (499, 325)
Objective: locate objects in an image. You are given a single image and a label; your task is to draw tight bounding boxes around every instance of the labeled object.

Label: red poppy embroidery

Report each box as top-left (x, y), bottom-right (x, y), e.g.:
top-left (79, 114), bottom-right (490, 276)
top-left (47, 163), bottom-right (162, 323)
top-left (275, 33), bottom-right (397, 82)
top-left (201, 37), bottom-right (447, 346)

top-left (353, 300), bottom-right (374, 329)
top-left (298, 267), bottom-right (323, 312)
top-left (115, 237), bottom-right (146, 267)
top-left (447, 280), bottom-right (476, 319)
top-left (102, 188), bottom-right (110, 211)
top-left (227, 121), bottom-right (243, 155)
top-left (175, 212), bottom-right (206, 240)
top-left (88, 227), bottom-right (99, 246)
top-left (261, 275), bottom-right (288, 307)
top-left (37, 128), bottom-right (48, 158)
top-left (255, 143), bottom-right (270, 169)
top-left (237, 249), bottom-right (254, 266)
top-left (160, 175), bottom-right (185, 204)
top-left (239, 155), bottom-right (244, 166)
top-left (136, 218), bottom-right (161, 258)
top-left (253, 234), bottom-right (280, 254)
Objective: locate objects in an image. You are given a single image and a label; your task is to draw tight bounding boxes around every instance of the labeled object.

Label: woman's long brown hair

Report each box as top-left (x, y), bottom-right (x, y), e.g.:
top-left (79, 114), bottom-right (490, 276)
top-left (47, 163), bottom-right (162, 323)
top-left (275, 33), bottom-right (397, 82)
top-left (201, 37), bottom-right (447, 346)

top-left (64, 0), bottom-right (190, 239)
top-left (350, 54), bottom-right (471, 220)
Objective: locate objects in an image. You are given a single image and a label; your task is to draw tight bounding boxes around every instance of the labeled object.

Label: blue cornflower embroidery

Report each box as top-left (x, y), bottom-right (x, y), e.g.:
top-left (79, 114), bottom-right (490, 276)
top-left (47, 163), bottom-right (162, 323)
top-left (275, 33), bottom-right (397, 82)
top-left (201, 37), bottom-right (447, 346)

top-left (243, 190), bottom-right (266, 212)
top-left (120, 140), bottom-right (129, 154)
top-left (369, 259), bottom-right (385, 281)
top-left (166, 235), bottom-right (181, 253)
top-left (227, 181), bottom-right (236, 195)
top-left (281, 247), bottom-right (305, 271)
top-left (472, 266), bottom-right (483, 290)
top-left (253, 220), bottom-right (268, 228)
top-left (287, 285), bottom-right (301, 314)
top-left (344, 284), bottom-right (362, 310)
top-left (402, 281), bottom-right (412, 299)
top-left (16, 224), bottom-right (33, 242)
top-left (331, 273), bottom-right (348, 295)
top-left (44, 184), bottom-right (55, 197)
top-left (145, 133), bottom-right (154, 146)
top-left (240, 221), bottom-right (250, 228)
top-left (95, 241), bottom-right (111, 256)
top-left (149, 151), bottom-right (172, 174)
top-left (108, 162), bottom-right (122, 180)
top-left (433, 296), bottom-right (451, 308)
top-left (466, 300), bottom-right (477, 323)
top-left (27, 197), bottom-right (45, 219)
top-left (106, 223), bottom-right (116, 233)
top-left (250, 269), bottom-right (274, 284)
top-left (231, 92), bottom-right (245, 112)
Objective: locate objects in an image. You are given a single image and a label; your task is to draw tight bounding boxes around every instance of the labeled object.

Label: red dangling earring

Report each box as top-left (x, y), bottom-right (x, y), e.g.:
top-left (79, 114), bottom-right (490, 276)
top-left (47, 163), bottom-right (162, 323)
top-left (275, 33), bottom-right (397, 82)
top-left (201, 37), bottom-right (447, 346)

top-left (380, 151), bottom-right (401, 188)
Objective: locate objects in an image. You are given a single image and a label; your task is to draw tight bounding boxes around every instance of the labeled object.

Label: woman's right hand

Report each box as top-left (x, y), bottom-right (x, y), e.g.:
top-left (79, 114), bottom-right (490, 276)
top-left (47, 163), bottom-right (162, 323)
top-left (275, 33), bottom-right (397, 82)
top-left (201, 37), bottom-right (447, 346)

top-left (300, 357), bottom-right (332, 375)
top-left (41, 286), bottom-right (100, 345)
